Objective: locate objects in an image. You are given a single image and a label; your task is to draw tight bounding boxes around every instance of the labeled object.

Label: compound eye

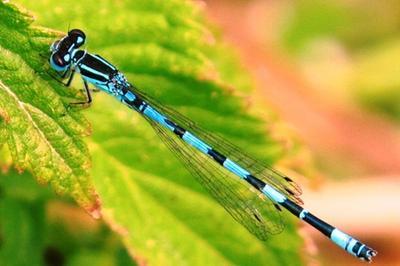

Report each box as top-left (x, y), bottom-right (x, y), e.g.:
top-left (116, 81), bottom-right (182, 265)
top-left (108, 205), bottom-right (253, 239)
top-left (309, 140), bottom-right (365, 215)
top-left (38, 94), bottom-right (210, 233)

top-left (50, 52), bottom-right (68, 72)
top-left (68, 29), bottom-right (86, 47)
top-left (50, 40), bottom-right (60, 52)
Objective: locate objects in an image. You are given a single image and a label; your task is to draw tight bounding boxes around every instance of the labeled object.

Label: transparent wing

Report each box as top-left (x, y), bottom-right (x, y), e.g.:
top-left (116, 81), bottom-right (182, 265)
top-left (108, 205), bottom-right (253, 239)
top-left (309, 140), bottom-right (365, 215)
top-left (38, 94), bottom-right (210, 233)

top-left (144, 116), bottom-right (284, 239)
top-left (131, 86), bottom-right (303, 205)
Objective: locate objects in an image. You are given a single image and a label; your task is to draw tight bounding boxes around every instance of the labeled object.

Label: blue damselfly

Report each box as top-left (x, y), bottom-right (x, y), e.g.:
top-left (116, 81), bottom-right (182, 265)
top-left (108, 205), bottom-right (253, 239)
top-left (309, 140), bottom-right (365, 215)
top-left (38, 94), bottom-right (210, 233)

top-left (48, 29), bottom-right (377, 262)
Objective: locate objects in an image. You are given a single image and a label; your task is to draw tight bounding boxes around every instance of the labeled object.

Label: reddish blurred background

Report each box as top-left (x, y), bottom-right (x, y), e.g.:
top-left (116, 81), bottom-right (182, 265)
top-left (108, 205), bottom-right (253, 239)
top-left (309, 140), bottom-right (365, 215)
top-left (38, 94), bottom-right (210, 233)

top-left (204, 0), bottom-right (400, 265)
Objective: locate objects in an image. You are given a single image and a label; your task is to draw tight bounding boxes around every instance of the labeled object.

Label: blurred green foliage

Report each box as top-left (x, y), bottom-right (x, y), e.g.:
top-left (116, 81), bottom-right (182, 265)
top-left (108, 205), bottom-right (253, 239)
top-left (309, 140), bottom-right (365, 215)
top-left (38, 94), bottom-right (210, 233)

top-left (352, 40), bottom-right (400, 121)
top-left (283, 0), bottom-right (400, 52)
top-left (0, 170), bottom-right (135, 266)
top-left (0, 1), bottom-right (306, 265)
top-left (282, 0), bottom-right (400, 122)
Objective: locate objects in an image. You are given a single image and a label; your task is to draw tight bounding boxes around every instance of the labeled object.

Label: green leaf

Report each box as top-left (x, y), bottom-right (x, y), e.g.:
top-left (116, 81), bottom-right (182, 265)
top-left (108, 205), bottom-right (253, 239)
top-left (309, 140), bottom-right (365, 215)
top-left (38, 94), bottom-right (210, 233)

top-left (0, 2), bottom-right (99, 213)
top-left (9, 1), bottom-right (304, 265)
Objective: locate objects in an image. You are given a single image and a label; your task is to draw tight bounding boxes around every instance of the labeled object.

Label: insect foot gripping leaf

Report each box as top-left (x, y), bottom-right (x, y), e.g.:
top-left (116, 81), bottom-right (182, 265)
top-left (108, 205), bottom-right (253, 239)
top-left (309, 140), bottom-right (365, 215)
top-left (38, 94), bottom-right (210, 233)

top-left (0, 2), bottom-right (100, 217)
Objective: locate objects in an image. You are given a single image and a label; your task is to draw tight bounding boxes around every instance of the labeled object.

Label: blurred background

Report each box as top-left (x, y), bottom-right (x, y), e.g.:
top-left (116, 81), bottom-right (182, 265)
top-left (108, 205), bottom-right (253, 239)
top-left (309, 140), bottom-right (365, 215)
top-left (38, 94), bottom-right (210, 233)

top-left (204, 0), bottom-right (400, 265)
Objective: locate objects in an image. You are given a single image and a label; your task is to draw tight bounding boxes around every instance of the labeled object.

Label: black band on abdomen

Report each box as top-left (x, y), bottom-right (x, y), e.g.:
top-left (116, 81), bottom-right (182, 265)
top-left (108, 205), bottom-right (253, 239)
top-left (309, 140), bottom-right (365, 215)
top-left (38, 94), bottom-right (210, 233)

top-left (302, 212), bottom-right (334, 237)
top-left (245, 174), bottom-right (266, 190)
top-left (281, 199), bottom-right (303, 216)
top-left (208, 149), bottom-right (226, 165)
top-left (281, 199), bottom-right (334, 237)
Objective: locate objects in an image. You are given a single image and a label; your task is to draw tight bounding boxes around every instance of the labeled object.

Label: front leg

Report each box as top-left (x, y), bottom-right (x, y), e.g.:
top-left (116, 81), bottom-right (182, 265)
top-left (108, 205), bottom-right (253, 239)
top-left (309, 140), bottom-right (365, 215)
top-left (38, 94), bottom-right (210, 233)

top-left (43, 68), bottom-right (75, 87)
top-left (67, 79), bottom-right (93, 110)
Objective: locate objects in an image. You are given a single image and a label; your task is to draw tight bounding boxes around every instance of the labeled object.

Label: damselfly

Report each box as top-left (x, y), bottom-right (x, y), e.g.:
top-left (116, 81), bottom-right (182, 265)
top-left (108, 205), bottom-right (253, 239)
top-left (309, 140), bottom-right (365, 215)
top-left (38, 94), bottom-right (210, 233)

top-left (48, 29), bottom-right (377, 262)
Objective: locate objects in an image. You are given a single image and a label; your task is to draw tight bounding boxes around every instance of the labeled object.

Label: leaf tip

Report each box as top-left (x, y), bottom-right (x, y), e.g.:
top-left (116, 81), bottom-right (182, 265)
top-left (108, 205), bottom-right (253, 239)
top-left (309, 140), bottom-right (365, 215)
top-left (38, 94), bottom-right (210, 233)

top-left (85, 195), bottom-right (102, 219)
top-left (89, 208), bottom-right (102, 219)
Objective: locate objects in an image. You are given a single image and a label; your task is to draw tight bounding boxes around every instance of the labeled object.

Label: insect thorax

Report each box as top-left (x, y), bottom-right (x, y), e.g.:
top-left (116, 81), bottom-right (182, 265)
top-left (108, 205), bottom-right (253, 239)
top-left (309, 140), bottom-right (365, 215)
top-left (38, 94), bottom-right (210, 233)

top-left (107, 71), bottom-right (130, 96)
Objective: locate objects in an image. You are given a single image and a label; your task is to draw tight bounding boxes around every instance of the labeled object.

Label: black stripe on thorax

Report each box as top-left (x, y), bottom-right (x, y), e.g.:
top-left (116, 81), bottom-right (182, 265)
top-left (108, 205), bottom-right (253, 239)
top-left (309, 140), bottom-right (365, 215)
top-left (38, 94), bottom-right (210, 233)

top-left (82, 53), bottom-right (115, 76)
top-left (79, 67), bottom-right (108, 82)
